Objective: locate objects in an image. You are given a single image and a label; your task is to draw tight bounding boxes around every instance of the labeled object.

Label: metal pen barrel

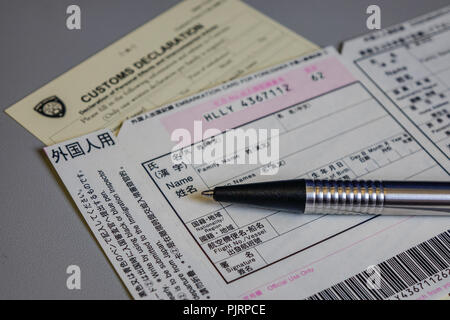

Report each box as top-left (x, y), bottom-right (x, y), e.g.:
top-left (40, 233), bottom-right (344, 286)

top-left (304, 180), bottom-right (450, 216)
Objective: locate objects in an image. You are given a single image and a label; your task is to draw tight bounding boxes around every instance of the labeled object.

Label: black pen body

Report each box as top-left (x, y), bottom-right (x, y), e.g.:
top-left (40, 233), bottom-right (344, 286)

top-left (210, 179), bottom-right (450, 215)
top-left (213, 179), bottom-right (307, 212)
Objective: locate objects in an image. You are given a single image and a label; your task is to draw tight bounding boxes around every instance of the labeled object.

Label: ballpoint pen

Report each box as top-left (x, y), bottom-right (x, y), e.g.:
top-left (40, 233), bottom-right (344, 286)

top-left (201, 179), bottom-right (450, 216)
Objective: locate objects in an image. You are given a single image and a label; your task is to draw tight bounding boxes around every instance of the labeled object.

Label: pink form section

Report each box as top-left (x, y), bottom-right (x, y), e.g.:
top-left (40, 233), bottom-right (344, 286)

top-left (161, 56), bottom-right (356, 145)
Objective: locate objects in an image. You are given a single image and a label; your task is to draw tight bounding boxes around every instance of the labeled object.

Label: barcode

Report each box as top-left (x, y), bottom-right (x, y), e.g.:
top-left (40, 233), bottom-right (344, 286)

top-left (306, 230), bottom-right (450, 300)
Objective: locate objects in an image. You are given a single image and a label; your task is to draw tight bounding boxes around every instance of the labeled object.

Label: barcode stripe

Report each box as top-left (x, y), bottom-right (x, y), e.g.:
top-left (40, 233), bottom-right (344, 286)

top-left (336, 282), bottom-right (356, 300)
top-left (306, 230), bottom-right (450, 300)
top-left (419, 242), bottom-right (446, 270)
top-left (429, 237), bottom-right (450, 263)
top-left (397, 251), bottom-right (426, 281)
top-left (325, 287), bottom-right (339, 300)
top-left (349, 277), bottom-right (374, 300)
top-left (344, 279), bottom-right (365, 299)
top-left (317, 291), bottom-right (329, 300)
top-left (380, 261), bottom-right (408, 292)
top-left (331, 284), bottom-right (346, 300)
top-left (320, 290), bottom-right (332, 300)
top-left (388, 257), bottom-right (416, 286)
top-left (406, 247), bottom-right (437, 275)
top-left (438, 232), bottom-right (450, 248)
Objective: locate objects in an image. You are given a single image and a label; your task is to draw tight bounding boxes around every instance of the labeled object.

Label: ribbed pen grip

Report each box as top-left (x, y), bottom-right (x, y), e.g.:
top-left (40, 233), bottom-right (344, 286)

top-left (304, 179), bottom-right (384, 215)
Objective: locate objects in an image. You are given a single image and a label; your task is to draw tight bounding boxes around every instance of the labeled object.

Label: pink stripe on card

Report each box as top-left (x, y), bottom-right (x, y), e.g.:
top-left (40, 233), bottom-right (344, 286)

top-left (161, 56), bottom-right (356, 146)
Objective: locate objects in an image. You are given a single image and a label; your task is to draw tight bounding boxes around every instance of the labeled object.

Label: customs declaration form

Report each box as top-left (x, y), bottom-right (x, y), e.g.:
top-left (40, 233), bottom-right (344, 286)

top-left (45, 44), bottom-right (450, 299)
top-left (5, 0), bottom-right (317, 145)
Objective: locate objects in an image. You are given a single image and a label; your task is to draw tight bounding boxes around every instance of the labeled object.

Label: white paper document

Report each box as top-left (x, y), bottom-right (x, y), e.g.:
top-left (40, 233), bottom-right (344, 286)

top-left (342, 5), bottom-right (450, 173)
top-left (45, 47), bottom-right (450, 300)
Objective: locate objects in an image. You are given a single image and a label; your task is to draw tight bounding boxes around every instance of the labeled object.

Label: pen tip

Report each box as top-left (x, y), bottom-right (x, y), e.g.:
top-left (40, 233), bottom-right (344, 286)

top-left (201, 190), bottom-right (214, 198)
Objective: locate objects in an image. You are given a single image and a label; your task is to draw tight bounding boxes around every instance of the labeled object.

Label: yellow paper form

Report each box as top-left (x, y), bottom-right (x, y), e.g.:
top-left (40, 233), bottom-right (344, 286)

top-left (5, 0), bottom-right (317, 145)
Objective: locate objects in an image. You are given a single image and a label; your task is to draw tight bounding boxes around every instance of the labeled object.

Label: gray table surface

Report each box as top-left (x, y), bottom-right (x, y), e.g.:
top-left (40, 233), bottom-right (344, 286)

top-left (1, 0), bottom-right (448, 299)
